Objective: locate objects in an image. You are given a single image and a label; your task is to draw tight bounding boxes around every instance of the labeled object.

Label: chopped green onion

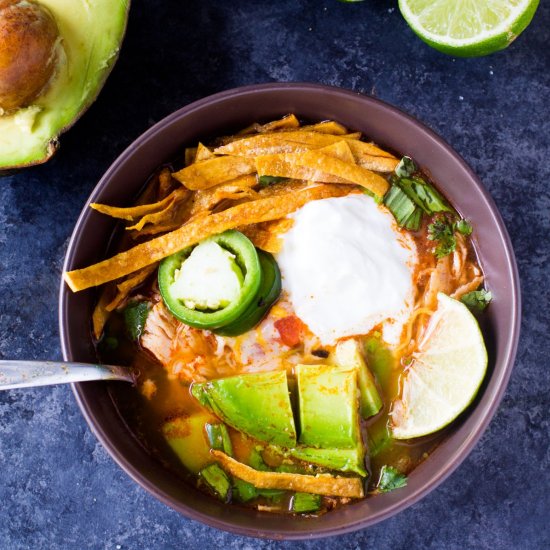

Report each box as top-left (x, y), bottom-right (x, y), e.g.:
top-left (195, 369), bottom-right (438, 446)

top-left (257, 175), bottom-right (286, 187)
top-left (398, 177), bottom-right (451, 215)
top-left (384, 185), bottom-right (421, 231)
top-left (205, 423), bottom-right (233, 456)
top-left (461, 289), bottom-right (492, 312)
top-left (377, 465), bottom-right (407, 493)
top-left (200, 464), bottom-right (231, 500)
top-left (395, 156), bottom-right (417, 178)
top-left (232, 479), bottom-right (257, 502)
top-left (291, 492), bottom-right (322, 513)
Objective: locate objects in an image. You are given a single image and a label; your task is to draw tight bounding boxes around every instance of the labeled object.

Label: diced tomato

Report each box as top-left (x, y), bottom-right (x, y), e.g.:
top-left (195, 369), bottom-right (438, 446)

top-left (274, 315), bottom-right (304, 347)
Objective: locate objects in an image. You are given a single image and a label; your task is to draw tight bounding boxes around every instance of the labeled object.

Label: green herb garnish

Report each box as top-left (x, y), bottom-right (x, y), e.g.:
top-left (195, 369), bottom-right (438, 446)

top-left (398, 177), bottom-right (451, 215)
top-left (455, 219), bottom-right (473, 236)
top-left (428, 216), bottom-right (457, 259)
top-left (377, 465), bottom-right (407, 493)
top-left (395, 156), bottom-right (417, 178)
top-left (461, 289), bottom-right (492, 312)
top-left (123, 301), bottom-right (150, 341)
top-left (257, 175), bottom-right (287, 187)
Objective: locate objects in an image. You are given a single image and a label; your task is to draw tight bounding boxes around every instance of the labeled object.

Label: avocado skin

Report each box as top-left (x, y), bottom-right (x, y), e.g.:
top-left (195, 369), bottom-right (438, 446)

top-left (192, 371), bottom-right (297, 448)
top-left (334, 339), bottom-right (383, 418)
top-left (0, 0), bottom-right (130, 171)
top-left (296, 364), bottom-right (360, 449)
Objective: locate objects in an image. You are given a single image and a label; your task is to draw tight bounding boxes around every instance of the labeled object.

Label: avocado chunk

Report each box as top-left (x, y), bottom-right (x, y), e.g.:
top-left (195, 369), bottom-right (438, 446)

top-left (0, 0), bottom-right (129, 170)
top-left (161, 411), bottom-right (214, 474)
top-left (295, 364), bottom-right (360, 450)
top-left (291, 492), bottom-right (322, 513)
top-left (191, 371), bottom-right (297, 448)
top-left (290, 446), bottom-right (367, 477)
top-left (334, 339), bottom-right (383, 419)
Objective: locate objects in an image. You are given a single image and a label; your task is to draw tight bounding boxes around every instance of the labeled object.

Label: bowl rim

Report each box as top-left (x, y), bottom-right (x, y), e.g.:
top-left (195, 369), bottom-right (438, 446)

top-left (59, 82), bottom-right (521, 539)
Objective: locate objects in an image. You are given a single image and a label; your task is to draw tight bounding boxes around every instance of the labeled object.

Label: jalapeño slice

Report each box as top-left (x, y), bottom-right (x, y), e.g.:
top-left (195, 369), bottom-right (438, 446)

top-left (215, 250), bottom-right (282, 337)
top-left (158, 230), bottom-right (261, 329)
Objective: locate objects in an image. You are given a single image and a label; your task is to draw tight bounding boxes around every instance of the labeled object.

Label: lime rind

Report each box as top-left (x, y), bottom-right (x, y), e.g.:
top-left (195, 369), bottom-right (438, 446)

top-left (391, 293), bottom-right (488, 440)
top-left (398, 0), bottom-right (540, 57)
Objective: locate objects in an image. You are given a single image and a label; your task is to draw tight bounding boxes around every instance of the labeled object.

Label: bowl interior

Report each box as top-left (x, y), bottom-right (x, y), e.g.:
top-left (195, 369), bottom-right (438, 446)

top-left (59, 83), bottom-right (520, 539)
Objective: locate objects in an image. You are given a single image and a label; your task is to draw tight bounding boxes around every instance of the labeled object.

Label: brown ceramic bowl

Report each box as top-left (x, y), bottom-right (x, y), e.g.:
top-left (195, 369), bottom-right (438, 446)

top-left (59, 83), bottom-right (520, 539)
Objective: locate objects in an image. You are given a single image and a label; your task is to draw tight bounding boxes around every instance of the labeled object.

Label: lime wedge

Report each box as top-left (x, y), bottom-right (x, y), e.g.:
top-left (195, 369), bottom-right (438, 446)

top-left (391, 293), bottom-right (488, 439)
top-left (398, 0), bottom-right (540, 57)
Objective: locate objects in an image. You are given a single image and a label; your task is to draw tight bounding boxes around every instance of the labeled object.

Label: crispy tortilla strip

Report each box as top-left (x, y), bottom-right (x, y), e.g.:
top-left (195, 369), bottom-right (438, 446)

top-left (195, 143), bottom-right (215, 162)
top-left (92, 285), bottom-right (115, 340)
top-left (321, 140), bottom-right (355, 163)
top-left (346, 139), bottom-right (396, 160)
top-left (64, 184), bottom-right (349, 292)
top-left (255, 154), bottom-right (347, 184)
top-left (185, 147), bottom-right (197, 167)
top-left (215, 131), bottom-right (363, 157)
top-left (91, 187), bottom-right (183, 222)
top-left (126, 188), bottom-right (190, 231)
top-left (172, 156), bottom-right (256, 190)
top-left (190, 175), bottom-right (258, 215)
top-left (236, 114), bottom-right (301, 137)
top-left (211, 451), bottom-right (364, 498)
top-left (105, 264), bottom-right (158, 312)
top-left (301, 120), bottom-right (349, 135)
top-left (293, 150), bottom-right (389, 197)
top-left (241, 218), bottom-right (294, 254)
top-left (158, 167), bottom-right (176, 198)
top-left (357, 155), bottom-right (399, 173)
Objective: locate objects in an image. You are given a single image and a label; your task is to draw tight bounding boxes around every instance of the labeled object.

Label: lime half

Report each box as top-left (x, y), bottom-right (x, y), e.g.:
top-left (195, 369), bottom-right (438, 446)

top-left (391, 293), bottom-right (488, 439)
top-left (399, 0), bottom-right (540, 57)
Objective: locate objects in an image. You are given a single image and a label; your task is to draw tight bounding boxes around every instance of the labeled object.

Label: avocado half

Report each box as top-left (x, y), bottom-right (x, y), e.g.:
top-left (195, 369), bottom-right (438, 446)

top-left (0, 0), bottom-right (130, 170)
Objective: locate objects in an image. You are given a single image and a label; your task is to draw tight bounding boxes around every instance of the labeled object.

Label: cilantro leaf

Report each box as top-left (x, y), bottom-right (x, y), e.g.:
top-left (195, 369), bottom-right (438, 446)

top-left (428, 216), bottom-right (456, 259)
top-left (395, 156), bottom-right (417, 178)
top-left (455, 219), bottom-right (473, 236)
top-left (377, 465), bottom-right (407, 493)
top-left (123, 301), bottom-right (150, 341)
top-left (461, 289), bottom-right (492, 312)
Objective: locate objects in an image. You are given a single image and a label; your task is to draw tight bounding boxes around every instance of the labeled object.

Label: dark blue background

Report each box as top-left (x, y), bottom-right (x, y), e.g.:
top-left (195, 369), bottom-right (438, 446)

top-left (1, 1), bottom-right (548, 548)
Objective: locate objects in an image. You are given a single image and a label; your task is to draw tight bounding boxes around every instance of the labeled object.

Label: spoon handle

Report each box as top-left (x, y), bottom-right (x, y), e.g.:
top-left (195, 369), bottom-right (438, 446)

top-left (0, 360), bottom-right (134, 390)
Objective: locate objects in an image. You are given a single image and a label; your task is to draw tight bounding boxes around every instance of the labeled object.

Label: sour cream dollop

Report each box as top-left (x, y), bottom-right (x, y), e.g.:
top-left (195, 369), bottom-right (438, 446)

top-left (276, 194), bottom-right (417, 345)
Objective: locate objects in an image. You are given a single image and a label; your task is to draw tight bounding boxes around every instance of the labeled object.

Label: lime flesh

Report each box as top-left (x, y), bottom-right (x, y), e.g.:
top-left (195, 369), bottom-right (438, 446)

top-left (391, 293), bottom-right (488, 439)
top-left (399, 0), bottom-right (540, 57)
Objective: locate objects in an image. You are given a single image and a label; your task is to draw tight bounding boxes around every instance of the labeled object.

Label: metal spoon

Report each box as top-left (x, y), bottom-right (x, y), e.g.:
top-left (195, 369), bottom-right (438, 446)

top-left (0, 360), bottom-right (134, 390)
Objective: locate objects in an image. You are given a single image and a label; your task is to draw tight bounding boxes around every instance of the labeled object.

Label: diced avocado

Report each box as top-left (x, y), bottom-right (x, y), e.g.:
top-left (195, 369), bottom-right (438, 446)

top-left (364, 334), bottom-right (396, 391)
top-left (291, 493), bottom-right (322, 513)
top-left (200, 464), bottom-right (231, 501)
top-left (161, 411), bottom-right (214, 474)
top-left (334, 339), bottom-right (383, 418)
top-left (205, 423), bottom-right (233, 455)
top-left (232, 479), bottom-right (258, 502)
top-left (290, 446), bottom-right (367, 477)
top-left (295, 364), bottom-right (359, 449)
top-left (191, 371), bottom-right (297, 448)
top-left (0, 0), bottom-right (130, 170)
top-left (170, 240), bottom-right (244, 311)
top-left (367, 421), bottom-right (393, 458)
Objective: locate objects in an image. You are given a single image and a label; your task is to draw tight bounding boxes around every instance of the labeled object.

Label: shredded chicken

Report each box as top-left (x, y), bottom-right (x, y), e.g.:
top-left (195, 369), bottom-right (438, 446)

top-left (140, 300), bottom-right (236, 382)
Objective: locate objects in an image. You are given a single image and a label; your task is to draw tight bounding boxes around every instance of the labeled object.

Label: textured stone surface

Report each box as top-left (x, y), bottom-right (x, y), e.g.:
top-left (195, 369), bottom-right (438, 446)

top-left (0, 1), bottom-right (549, 548)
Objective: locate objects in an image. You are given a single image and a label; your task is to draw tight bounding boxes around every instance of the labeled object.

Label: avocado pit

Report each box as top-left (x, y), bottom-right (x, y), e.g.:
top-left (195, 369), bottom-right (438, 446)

top-left (0, 0), bottom-right (60, 113)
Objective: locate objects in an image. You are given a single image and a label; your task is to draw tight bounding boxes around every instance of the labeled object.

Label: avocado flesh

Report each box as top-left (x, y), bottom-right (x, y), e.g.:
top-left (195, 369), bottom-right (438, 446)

top-left (161, 411), bottom-right (214, 474)
top-left (290, 446), bottom-right (367, 476)
top-left (192, 371), bottom-right (297, 448)
top-left (334, 339), bottom-right (383, 418)
top-left (296, 364), bottom-right (360, 449)
top-left (0, 0), bottom-right (129, 169)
